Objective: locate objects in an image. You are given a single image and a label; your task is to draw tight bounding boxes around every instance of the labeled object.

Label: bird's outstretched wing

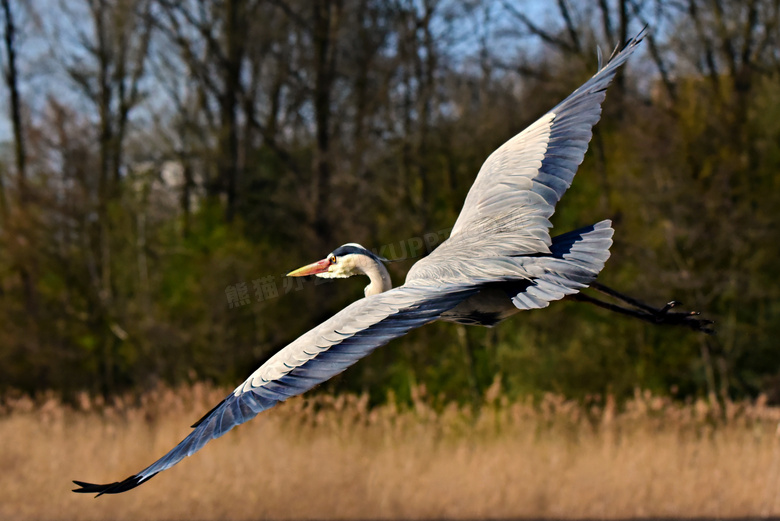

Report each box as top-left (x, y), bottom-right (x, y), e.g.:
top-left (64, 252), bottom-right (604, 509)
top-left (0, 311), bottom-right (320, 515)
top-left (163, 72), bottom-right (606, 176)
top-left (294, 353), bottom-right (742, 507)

top-left (448, 30), bottom-right (645, 249)
top-left (73, 284), bottom-right (477, 495)
top-left (406, 29), bottom-right (645, 290)
top-left (407, 31), bottom-right (643, 287)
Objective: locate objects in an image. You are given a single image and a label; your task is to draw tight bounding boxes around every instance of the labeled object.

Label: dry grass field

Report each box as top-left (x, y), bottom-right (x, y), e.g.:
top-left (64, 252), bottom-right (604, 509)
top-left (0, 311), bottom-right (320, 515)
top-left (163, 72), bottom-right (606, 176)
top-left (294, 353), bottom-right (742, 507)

top-left (2, 382), bottom-right (780, 520)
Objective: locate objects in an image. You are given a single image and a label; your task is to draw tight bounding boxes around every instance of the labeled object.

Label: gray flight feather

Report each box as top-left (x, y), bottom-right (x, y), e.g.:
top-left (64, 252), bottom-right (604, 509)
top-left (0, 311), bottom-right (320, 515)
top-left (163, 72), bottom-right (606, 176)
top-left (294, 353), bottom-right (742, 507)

top-left (509, 220), bottom-right (614, 310)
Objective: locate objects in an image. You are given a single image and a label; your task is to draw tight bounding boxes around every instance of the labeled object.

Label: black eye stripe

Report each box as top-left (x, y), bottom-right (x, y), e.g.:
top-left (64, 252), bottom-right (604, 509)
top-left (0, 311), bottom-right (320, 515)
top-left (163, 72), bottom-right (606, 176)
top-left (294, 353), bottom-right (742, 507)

top-left (331, 245), bottom-right (366, 257)
top-left (330, 245), bottom-right (385, 263)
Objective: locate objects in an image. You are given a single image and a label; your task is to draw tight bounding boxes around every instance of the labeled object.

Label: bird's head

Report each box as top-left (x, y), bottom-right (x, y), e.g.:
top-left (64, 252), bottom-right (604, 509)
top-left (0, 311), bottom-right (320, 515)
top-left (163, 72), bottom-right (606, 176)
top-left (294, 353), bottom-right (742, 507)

top-left (287, 243), bottom-right (388, 280)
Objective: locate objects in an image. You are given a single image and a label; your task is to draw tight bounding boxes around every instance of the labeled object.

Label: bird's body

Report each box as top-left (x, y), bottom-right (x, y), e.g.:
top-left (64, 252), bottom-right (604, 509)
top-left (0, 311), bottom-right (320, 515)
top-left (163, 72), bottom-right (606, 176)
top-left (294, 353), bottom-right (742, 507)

top-left (440, 221), bottom-right (614, 326)
top-left (75, 31), bottom-right (645, 496)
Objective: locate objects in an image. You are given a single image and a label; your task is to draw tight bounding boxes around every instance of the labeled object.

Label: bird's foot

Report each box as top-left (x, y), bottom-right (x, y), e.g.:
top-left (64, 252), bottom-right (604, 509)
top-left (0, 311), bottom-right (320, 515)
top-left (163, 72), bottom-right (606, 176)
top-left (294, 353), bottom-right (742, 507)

top-left (648, 300), bottom-right (715, 334)
top-left (572, 284), bottom-right (715, 334)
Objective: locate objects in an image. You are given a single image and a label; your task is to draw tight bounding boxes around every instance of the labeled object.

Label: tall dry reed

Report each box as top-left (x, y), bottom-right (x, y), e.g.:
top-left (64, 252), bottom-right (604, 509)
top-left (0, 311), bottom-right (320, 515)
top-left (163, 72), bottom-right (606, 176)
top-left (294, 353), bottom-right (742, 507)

top-left (2, 382), bottom-right (780, 520)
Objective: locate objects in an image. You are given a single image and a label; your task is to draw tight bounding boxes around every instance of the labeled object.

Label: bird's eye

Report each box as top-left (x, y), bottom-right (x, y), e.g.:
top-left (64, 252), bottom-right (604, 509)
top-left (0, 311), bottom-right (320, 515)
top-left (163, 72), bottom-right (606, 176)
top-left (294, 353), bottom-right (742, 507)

top-left (328, 255), bottom-right (336, 264)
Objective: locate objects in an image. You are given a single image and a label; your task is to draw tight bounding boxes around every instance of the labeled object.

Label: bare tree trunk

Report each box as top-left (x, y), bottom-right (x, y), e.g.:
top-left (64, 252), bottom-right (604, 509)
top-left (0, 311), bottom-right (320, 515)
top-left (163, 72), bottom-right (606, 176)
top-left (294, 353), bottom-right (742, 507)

top-left (91, 1), bottom-right (117, 395)
top-left (415, 0), bottom-right (437, 232)
top-left (220, 0), bottom-right (245, 222)
top-left (0, 162), bottom-right (7, 217)
top-left (350, 0), bottom-right (372, 177)
top-left (688, 0), bottom-right (722, 93)
top-left (1, 0), bottom-right (37, 321)
top-left (557, 0), bottom-right (581, 51)
top-left (180, 159), bottom-right (194, 237)
top-left (312, 0), bottom-right (340, 246)
top-left (398, 11), bottom-right (415, 217)
top-left (628, 0), bottom-right (677, 102)
top-left (1, 0), bottom-right (25, 200)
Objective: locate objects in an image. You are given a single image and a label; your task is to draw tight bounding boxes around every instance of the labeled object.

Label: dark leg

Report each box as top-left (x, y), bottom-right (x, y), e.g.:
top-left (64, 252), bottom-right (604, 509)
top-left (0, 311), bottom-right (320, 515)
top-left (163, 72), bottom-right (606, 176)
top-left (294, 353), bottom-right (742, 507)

top-left (568, 282), bottom-right (715, 334)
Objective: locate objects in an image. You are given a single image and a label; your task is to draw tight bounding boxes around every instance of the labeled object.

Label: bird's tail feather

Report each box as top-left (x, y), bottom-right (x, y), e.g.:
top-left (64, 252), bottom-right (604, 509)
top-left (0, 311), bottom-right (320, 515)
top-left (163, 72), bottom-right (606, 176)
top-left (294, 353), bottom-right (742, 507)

top-left (511, 220), bottom-right (614, 310)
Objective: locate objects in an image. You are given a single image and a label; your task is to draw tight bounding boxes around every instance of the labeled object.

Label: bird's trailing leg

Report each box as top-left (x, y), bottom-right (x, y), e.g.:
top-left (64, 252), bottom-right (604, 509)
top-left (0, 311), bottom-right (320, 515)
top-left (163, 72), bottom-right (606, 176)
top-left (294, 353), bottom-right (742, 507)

top-left (570, 281), bottom-right (715, 334)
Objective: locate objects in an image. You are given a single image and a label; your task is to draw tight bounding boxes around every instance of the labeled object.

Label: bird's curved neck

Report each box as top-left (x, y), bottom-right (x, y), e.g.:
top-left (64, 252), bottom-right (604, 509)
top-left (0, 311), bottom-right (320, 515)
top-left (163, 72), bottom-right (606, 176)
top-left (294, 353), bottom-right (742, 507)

top-left (358, 256), bottom-right (392, 296)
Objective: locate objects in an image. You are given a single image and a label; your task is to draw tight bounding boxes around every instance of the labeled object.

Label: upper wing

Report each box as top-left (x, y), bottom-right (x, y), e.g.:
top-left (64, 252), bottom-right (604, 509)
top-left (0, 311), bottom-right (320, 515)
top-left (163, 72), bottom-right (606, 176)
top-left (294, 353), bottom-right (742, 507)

top-left (407, 32), bottom-right (643, 287)
top-left (73, 284), bottom-right (477, 495)
top-left (449, 31), bottom-right (645, 246)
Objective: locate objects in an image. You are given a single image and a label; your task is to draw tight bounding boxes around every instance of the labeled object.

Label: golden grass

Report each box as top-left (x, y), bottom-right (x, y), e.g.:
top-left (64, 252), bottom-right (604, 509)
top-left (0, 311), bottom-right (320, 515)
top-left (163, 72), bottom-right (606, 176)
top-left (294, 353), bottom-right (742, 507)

top-left (2, 382), bottom-right (780, 520)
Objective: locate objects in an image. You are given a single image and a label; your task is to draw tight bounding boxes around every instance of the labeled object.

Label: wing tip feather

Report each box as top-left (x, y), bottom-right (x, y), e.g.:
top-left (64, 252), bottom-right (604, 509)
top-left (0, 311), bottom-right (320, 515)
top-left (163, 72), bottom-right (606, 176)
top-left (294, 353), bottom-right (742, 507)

top-left (72, 473), bottom-right (156, 496)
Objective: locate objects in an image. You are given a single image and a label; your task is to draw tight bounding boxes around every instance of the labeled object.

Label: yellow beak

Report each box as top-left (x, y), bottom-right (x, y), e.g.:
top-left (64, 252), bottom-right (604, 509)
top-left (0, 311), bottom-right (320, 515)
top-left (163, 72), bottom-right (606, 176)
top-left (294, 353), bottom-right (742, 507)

top-left (287, 259), bottom-right (331, 277)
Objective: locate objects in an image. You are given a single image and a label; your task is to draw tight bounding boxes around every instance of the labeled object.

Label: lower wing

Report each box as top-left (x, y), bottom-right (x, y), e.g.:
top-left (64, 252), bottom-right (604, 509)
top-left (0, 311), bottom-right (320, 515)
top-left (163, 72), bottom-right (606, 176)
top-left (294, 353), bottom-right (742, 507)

top-left (73, 284), bottom-right (477, 495)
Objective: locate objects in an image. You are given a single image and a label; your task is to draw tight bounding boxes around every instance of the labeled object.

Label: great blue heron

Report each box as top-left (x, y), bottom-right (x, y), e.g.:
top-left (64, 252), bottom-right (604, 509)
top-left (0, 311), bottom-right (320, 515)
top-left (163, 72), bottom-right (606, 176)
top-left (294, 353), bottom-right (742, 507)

top-left (73, 30), bottom-right (707, 496)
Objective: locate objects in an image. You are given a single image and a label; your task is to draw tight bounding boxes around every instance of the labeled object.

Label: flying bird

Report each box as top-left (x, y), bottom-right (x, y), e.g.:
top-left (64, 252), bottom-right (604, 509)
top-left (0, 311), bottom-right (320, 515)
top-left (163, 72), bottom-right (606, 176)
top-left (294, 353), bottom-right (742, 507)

top-left (74, 30), bottom-right (697, 496)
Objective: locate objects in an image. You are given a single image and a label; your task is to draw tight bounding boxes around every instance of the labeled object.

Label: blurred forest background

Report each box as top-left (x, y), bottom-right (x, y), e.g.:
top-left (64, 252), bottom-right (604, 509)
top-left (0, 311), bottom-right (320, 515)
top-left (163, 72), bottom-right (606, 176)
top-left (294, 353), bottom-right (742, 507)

top-left (0, 0), bottom-right (778, 407)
